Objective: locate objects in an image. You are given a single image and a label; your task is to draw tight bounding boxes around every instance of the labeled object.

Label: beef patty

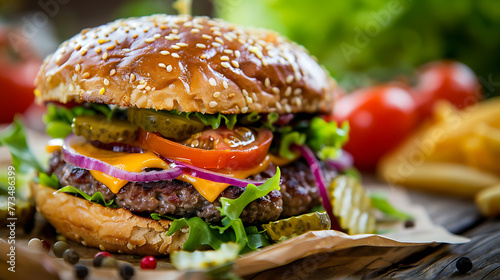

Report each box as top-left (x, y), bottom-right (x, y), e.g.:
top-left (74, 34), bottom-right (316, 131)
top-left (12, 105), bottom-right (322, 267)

top-left (48, 150), bottom-right (336, 224)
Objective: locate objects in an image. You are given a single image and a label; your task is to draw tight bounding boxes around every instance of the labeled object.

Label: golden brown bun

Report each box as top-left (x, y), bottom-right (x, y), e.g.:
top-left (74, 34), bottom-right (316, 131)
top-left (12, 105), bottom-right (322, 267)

top-left (35, 14), bottom-right (335, 114)
top-left (32, 182), bottom-right (188, 255)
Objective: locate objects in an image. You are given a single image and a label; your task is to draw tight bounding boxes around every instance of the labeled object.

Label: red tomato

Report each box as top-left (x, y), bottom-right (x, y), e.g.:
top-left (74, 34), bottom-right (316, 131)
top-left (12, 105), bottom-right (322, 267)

top-left (138, 128), bottom-right (273, 170)
top-left (334, 84), bottom-right (418, 171)
top-left (413, 60), bottom-right (480, 120)
top-left (0, 28), bottom-right (42, 123)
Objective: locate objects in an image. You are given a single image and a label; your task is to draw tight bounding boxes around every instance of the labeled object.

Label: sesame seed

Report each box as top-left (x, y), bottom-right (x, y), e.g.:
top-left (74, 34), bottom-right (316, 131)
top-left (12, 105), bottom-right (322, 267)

top-left (126, 243), bottom-right (133, 250)
top-left (171, 53), bottom-right (180, 58)
top-left (200, 54), bottom-right (207, 59)
top-left (285, 104), bottom-right (292, 113)
top-left (75, 45), bottom-right (81, 51)
top-left (194, 24), bottom-right (204, 29)
top-left (294, 97), bottom-right (302, 106)
top-left (82, 72), bottom-right (90, 78)
top-left (145, 37), bottom-right (155, 43)
top-left (294, 88), bottom-right (302, 95)
top-left (172, 45), bottom-right (181, 50)
top-left (34, 89), bottom-right (41, 97)
top-left (275, 101), bottom-right (283, 110)
top-left (202, 34), bottom-right (213, 40)
top-left (191, 28), bottom-right (200, 34)
top-left (159, 63), bottom-right (166, 68)
top-left (265, 78), bottom-right (270, 87)
top-left (213, 92), bottom-right (221, 98)
top-left (213, 30), bottom-right (222, 36)
top-left (285, 87), bottom-right (292, 96)
top-left (132, 34), bottom-right (138, 39)
top-left (272, 87), bottom-right (280, 95)
top-left (241, 106), bottom-right (249, 113)
top-left (223, 81), bottom-right (228, 89)
top-left (99, 245), bottom-right (105, 251)
top-left (80, 49), bottom-right (87, 56)
top-left (94, 46), bottom-right (102, 53)
top-left (143, 27), bottom-right (150, 32)
top-left (221, 56), bottom-right (229, 61)
top-left (177, 42), bottom-right (188, 47)
top-left (102, 52), bottom-right (108, 60)
top-left (172, 28), bottom-right (179, 34)
top-left (99, 87), bottom-right (105, 95)
top-left (160, 50), bottom-right (170, 55)
top-left (209, 101), bottom-right (218, 108)
top-left (221, 62), bottom-right (230, 68)
top-left (246, 96), bottom-right (253, 104)
top-left (75, 64), bottom-right (81, 72)
top-left (209, 78), bottom-right (216, 86)
top-left (106, 44), bottom-right (115, 51)
top-left (110, 69), bottom-right (116, 76)
top-left (252, 92), bottom-right (258, 100)
top-left (167, 65), bottom-right (172, 72)
top-left (196, 43), bottom-right (206, 49)
top-left (165, 35), bottom-right (174, 40)
top-left (215, 37), bottom-right (224, 44)
top-left (223, 49), bottom-right (233, 54)
top-left (153, 33), bottom-right (161, 39)
top-left (159, 25), bottom-right (167, 30)
top-left (123, 48), bottom-right (131, 53)
top-left (139, 80), bottom-right (146, 85)
top-left (286, 75), bottom-right (294, 84)
top-left (212, 42), bottom-right (221, 47)
top-left (229, 93), bottom-right (236, 98)
top-left (98, 39), bottom-right (110, 44)
top-left (137, 84), bottom-right (146, 90)
top-left (146, 86), bottom-right (151, 90)
top-left (231, 60), bottom-right (239, 68)
top-left (235, 50), bottom-right (241, 58)
top-left (242, 89), bottom-right (249, 96)
top-left (130, 73), bottom-right (136, 82)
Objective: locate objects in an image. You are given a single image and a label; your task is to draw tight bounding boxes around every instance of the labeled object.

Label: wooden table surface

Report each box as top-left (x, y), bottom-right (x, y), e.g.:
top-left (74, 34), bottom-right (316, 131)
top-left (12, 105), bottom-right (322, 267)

top-left (246, 188), bottom-right (500, 279)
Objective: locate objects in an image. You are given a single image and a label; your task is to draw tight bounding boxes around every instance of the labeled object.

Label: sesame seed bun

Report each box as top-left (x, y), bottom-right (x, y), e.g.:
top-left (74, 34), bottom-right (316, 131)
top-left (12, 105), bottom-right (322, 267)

top-left (35, 14), bottom-right (335, 114)
top-left (32, 182), bottom-right (188, 255)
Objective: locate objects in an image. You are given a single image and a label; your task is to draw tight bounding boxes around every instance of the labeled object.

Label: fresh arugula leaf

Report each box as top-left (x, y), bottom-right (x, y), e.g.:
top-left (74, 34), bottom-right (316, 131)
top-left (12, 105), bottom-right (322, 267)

top-left (38, 173), bottom-right (60, 189)
top-left (279, 132), bottom-right (306, 160)
top-left (219, 168), bottom-right (281, 219)
top-left (370, 193), bottom-right (412, 221)
top-left (57, 186), bottom-right (117, 208)
top-left (306, 118), bottom-right (349, 161)
top-left (0, 118), bottom-right (43, 173)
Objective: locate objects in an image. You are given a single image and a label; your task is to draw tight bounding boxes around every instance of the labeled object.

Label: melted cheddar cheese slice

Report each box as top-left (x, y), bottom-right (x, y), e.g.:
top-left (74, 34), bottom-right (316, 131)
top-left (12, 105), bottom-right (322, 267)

top-left (64, 141), bottom-right (273, 202)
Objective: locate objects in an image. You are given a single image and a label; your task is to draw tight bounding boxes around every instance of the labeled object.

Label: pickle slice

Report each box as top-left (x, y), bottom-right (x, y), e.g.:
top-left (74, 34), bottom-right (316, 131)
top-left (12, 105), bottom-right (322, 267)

top-left (262, 211), bottom-right (331, 241)
top-left (73, 115), bottom-right (138, 143)
top-left (127, 108), bottom-right (206, 140)
top-left (329, 175), bottom-right (376, 235)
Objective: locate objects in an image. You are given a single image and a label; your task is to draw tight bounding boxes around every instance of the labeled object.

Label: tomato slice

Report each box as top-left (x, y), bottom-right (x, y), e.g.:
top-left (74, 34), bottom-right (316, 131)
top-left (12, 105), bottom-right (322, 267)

top-left (138, 128), bottom-right (273, 170)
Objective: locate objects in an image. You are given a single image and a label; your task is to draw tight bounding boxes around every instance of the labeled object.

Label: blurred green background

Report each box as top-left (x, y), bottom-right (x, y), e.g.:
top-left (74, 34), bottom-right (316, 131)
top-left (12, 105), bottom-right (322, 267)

top-left (1, 0), bottom-right (499, 102)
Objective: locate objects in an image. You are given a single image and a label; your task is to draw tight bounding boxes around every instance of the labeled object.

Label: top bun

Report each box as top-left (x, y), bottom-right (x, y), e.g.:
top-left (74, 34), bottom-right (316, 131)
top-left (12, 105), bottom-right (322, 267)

top-left (35, 14), bottom-right (335, 114)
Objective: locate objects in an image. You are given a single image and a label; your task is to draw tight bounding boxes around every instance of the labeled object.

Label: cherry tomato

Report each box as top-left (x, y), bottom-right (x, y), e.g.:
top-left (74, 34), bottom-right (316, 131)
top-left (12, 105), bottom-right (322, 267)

top-left (138, 128), bottom-right (273, 170)
top-left (413, 60), bottom-right (481, 120)
top-left (334, 84), bottom-right (418, 171)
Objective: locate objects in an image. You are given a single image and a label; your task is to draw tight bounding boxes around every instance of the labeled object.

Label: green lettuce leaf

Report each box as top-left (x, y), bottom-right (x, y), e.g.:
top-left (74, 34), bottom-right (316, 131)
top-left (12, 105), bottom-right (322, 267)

top-left (370, 193), bottom-right (412, 221)
top-left (194, 112), bottom-right (238, 130)
top-left (57, 186), bottom-right (117, 208)
top-left (43, 103), bottom-right (97, 138)
top-left (38, 173), bottom-right (60, 189)
top-left (279, 132), bottom-right (306, 160)
top-left (219, 168), bottom-right (281, 219)
top-left (150, 213), bottom-right (176, 221)
top-left (167, 169), bottom-right (281, 253)
top-left (0, 118), bottom-right (43, 174)
top-left (306, 118), bottom-right (349, 161)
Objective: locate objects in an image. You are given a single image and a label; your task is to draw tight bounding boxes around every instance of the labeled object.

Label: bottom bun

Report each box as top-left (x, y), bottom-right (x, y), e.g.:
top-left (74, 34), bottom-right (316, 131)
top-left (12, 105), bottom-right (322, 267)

top-left (32, 183), bottom-right (188, 255)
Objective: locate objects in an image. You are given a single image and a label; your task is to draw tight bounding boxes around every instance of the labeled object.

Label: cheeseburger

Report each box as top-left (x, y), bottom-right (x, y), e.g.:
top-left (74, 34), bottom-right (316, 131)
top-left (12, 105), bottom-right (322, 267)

top-left (32, 14), bottom-right (349, 255)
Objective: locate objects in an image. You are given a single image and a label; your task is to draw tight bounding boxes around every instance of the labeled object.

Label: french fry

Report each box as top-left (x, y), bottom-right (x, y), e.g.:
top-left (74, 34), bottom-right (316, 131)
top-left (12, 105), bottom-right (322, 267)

top-left (475, 185), bottom-right (500, 217)
top-left (378, 97), bottom-right (500, 198)
top-left (379, 162), bottom-right (500, 198)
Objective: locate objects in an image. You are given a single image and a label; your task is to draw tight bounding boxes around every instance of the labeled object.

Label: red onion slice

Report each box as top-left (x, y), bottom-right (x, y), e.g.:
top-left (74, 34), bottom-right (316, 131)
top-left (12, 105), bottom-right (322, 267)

top-left (62, 134), bottom-right (183, 182)
top-left (325, 150), bottom-right (354, 172)
top-left (295, 145), bottom-right (342, 231)
top-left (162, 157), bottom-right (268, 188)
